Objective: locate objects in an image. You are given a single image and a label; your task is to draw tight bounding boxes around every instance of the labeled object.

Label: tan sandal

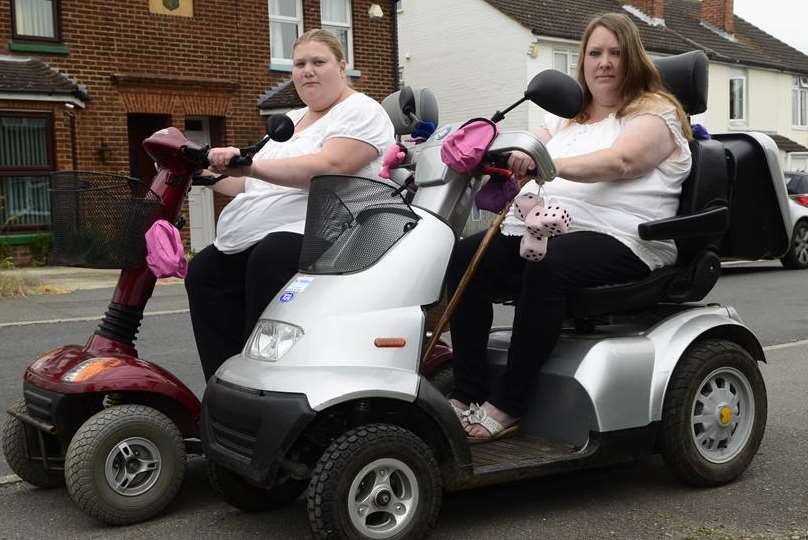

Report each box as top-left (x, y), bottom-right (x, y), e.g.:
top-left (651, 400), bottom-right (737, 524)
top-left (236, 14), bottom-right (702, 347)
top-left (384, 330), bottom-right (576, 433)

top-left (449, 400), bottom-right (479, 428)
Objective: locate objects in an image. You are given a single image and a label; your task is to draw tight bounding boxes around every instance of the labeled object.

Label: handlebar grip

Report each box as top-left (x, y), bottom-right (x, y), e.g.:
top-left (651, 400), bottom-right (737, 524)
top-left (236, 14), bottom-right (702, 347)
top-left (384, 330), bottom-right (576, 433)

top-left (229, 155), bottom-right (253, 168)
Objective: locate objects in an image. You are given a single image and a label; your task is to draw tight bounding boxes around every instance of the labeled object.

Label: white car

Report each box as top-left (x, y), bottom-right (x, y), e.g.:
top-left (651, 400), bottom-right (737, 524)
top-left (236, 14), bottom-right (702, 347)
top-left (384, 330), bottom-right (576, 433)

top-left (782, 171), bottom-right (808, 269)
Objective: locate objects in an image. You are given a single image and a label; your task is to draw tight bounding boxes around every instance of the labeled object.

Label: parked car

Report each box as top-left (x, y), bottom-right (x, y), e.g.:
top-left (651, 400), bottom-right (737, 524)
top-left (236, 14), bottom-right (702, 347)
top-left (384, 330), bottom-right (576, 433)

top-left (782, 172), bottom-right (808, 269)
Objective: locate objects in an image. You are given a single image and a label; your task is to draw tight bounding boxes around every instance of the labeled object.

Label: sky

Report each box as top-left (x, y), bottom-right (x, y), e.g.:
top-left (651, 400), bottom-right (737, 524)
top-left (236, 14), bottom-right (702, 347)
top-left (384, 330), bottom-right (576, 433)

top-left (733, 0), bottom-right (808, 55)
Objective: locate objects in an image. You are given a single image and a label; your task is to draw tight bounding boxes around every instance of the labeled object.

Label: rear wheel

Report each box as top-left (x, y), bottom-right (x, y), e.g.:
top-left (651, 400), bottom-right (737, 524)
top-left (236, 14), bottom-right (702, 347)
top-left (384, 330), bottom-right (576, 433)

top-left (64, 405), bottom-right (186, 525)
top-left (660, 339), bottom-right (767, 487)
top-left (307, 423), bottom-right (442, 540)
top-left (1, 399), bottom-right (64, 488)
top-left (207, 460), bottom-right (308, 512)
top-left (780, 220), bottom-right (808, 269)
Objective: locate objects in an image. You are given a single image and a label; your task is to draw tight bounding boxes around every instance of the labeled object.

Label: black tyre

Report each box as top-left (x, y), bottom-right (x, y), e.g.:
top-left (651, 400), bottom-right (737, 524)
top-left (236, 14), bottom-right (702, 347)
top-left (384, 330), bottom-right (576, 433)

top-left (660, 339), bottom-right (767, 487)
top-left (427, 365), bottom-right (454, 396)
top-left (1, 399), bottom-right (64, 489)
top-left (780, 220), bottom-right (808, 269)
top-left (307, 424), bottom-right (442, 540)
top-left (64, 405), bottom-right (186, 525)
top-left (207, 460), bottom-right (308, 512)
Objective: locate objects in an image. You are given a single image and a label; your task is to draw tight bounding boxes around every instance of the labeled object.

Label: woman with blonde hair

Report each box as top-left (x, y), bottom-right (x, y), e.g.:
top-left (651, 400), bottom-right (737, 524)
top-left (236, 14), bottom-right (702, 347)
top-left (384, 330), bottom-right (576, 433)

top-left (448, 13), bottom-right (693, 442)
top-left (186, 29), bottom-right (394, 381)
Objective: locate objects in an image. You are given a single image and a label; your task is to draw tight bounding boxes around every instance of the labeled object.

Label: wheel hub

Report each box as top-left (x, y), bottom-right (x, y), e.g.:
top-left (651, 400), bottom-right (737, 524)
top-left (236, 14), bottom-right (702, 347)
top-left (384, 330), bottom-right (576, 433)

top-left (104, 437), bottom-right (162, 497)
top-left (690, 366), bottom-right (755, 464)
top-left (348, 458), bottom-right (419, 539)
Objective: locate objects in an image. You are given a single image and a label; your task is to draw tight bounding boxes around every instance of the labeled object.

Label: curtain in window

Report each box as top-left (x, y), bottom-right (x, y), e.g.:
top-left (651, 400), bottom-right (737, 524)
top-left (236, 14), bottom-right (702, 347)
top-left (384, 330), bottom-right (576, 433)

top-left (270, 21), bottom-right (300, 62)
top-left (729, 79), bottom-right (744, 120)
top-left (0, 176), bottom-right (50, 228)
top-left (270, 0), bottom-right (298, 18)
top-left (321, 0), bottom-right (350, 23)
top-left (0, 117), bottom-right (49, 167)
top-left (0, 117), bottom-right (51, 228)
top-left (14, 0), bottom-right (55, 38)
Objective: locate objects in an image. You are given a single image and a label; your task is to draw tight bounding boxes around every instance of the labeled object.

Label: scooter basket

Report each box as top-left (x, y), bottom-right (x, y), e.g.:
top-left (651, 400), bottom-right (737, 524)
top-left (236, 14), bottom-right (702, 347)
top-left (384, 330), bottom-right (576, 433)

top-left (300, 175), bottom-right (420, 274)
top-left (48, 171), bottom-right (163, 269)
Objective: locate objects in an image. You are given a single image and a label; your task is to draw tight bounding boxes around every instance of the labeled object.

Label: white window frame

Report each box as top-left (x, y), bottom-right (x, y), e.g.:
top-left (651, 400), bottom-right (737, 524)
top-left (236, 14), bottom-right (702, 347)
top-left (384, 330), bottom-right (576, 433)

top-left (793, 76), bottom-right (808, 129)
top-left (553, 48), bottom-right (579, 77)
top-left (729, 72), bottom-right (747, 125)
top-left (321, 0), bottom-right (354, 68)
top-left (269, 0), bottom-right (304, 67)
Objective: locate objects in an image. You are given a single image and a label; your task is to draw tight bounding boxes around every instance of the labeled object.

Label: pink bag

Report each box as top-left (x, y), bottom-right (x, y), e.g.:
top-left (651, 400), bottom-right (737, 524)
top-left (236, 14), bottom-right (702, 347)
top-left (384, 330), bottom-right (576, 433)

top-left (380, 143), bottom-right (406, 179)
top-left (145, 219), bottom-right (188, 279)
top-left (440, 118), bottom-right (498, 173)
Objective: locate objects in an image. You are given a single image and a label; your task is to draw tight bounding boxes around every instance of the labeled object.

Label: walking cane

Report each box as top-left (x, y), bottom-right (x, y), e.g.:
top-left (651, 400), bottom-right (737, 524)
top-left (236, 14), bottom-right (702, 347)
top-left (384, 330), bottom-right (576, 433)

top-left (422, 200), bottom-right (514, 362)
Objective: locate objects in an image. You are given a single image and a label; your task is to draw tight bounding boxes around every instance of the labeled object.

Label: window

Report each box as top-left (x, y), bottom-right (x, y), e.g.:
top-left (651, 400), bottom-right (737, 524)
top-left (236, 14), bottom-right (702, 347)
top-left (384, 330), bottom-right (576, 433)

top-left (553, 48), bottom-right (579, 77)
top-left (729, 74), bottom-right (746, 123)
top-left (11, 0), bottom-right (61, 42)
top-left (321, 0), bottom-right (353, 67)
top-left (269, 0), bottom-right (303, 66)
top-left (0, 113), bottom-right (54, 231)
top-left (793, 76), bottom-right (808, 128)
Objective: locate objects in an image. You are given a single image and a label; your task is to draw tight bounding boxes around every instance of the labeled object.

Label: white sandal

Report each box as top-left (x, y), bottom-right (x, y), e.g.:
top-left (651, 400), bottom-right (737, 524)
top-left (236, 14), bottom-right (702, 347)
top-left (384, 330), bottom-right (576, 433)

top-left (449, 400), bottom-right (479, 428)
top-left (466, 406), bottom-right (519, 444)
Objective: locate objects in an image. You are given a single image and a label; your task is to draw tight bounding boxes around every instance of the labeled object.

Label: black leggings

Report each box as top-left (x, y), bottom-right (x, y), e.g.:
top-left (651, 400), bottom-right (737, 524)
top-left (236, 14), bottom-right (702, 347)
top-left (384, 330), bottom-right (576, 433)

top-left (447, 231), bottom-right (650, 417)
top-left (184, 231), bottom-right (303, 381)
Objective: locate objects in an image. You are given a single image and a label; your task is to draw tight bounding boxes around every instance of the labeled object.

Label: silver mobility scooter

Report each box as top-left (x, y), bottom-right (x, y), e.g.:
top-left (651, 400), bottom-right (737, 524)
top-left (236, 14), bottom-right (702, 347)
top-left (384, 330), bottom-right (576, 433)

top-left (201, 51), bottom-right (776, 538)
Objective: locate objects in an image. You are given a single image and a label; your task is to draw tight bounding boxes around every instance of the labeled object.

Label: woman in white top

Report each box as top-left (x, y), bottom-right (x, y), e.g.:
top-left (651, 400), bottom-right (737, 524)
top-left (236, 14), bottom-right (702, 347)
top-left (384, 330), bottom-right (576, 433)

top-left (185, 29), bottom-right (394, 381)
top-left (449, 13), bottom-right (693, 442)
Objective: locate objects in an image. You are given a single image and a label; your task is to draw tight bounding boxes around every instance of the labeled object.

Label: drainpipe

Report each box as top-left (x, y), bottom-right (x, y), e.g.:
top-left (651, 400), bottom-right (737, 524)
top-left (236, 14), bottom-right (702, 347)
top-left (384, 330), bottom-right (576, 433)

top-left (390, 0), bottom-right (400, 90)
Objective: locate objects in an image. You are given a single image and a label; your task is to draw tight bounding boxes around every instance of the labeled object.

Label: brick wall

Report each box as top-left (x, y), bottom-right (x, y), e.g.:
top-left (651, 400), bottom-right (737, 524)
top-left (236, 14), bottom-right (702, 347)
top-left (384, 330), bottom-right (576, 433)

top-left (626, 0), bottom-right (664, 20)
top-left (1, 0), bottom-right (397, 252)
top-left (701, 0), bottom-right (735, 34)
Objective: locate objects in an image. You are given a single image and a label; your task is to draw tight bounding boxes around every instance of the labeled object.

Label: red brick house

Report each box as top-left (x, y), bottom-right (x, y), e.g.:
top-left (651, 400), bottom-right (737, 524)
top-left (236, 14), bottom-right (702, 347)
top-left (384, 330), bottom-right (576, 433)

top-left (0, 0), bottom-right (398, 263)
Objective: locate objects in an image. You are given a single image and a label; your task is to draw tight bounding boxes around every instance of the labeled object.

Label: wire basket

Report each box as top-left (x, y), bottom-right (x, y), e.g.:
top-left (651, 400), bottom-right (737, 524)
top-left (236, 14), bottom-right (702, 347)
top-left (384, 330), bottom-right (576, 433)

top-left (48, 171), bottom-right (164, 269)
top-left (300, 175), bottom-right (420, 274)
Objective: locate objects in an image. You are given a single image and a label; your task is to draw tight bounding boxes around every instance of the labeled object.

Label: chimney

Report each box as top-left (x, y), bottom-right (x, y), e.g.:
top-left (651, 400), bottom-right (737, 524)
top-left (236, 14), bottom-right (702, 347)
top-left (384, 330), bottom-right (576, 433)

top-left (701, 0), bottom-right (735, 34)
top-left (623, 1), bottom-right (665, 26)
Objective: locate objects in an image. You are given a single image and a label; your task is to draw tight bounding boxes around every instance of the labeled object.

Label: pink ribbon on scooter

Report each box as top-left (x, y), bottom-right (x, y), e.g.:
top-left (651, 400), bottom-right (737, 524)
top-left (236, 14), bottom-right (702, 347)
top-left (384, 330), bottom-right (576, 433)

top-left (145, 219), bottom-right (188, 279)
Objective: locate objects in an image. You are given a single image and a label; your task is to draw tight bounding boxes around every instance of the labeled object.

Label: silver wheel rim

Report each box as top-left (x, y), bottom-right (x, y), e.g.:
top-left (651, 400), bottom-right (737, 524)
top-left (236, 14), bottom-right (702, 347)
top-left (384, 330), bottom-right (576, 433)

top-left (347, 457), bottom-right (419, 539)
top-left (104, 437), bottom-right (162, 496)
top-left (793, 224), bottom-right (808, 265)
top-left (691, 366), bottom-right (755, 464)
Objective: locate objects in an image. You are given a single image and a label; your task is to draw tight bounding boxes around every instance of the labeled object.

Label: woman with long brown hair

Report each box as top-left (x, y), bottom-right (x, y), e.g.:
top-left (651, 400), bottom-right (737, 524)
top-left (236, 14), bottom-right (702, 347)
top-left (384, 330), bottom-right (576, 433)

top-left (449, 13), bottom-right (693, 442)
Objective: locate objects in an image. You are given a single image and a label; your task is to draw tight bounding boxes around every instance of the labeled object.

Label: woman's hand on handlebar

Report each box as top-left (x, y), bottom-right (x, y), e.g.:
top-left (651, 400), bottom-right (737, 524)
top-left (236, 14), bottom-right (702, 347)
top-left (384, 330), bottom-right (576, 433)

top-left (507, 151), bottom-right (536, 184)
top-left (208, 146), bottom-right (250, 176)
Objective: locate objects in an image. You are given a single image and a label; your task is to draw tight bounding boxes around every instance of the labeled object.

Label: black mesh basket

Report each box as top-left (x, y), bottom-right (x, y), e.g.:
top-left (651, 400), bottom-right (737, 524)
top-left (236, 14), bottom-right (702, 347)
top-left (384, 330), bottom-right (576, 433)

top-left (49, 171), bottom-right (163, 269)
top-left (300, 175), bottom-right (420, 274)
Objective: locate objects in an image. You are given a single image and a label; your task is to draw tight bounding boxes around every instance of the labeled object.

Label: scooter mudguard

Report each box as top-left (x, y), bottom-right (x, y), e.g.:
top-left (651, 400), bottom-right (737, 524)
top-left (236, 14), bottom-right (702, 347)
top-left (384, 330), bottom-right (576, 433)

top-left (24, 344), bottom-right (200, 417)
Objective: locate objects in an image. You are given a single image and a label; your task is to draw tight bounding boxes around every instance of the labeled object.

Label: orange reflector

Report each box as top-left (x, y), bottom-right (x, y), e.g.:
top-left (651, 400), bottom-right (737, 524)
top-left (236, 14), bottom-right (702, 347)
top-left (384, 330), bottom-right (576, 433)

top-left (374, 338), bottom-right (406, 348)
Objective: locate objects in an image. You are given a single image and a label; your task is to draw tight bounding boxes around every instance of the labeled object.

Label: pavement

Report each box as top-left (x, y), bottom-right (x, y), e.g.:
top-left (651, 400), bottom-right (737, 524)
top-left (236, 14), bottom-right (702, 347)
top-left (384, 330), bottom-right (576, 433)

top-left (0, 266), bottom-right (182, 292)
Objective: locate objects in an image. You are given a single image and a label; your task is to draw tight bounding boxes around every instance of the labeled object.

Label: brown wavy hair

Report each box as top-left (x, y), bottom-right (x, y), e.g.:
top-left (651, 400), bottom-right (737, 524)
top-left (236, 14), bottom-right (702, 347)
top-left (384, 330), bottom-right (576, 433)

top-left (575, 13), bottom-right (692, 140)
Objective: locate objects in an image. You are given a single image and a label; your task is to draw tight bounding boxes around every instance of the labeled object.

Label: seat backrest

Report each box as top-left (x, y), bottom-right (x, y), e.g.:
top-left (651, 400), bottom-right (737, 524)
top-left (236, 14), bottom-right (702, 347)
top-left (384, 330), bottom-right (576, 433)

top-left (713, 132), bottom-right (791, 259)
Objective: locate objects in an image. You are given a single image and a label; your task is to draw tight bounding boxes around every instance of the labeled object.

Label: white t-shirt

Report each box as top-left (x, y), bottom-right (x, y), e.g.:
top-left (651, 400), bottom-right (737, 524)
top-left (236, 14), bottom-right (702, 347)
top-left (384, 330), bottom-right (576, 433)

top-left (501, 106), bottom-right (691, 269)
top-left (214, 92), bottom-right (394, 254)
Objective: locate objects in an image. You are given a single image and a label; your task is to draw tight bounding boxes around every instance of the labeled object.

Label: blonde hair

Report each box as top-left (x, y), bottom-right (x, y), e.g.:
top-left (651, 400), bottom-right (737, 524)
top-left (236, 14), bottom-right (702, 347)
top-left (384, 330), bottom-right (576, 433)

top-left (576, 13), bottom-right (692, 139)
top-left (293, 28), bottom-right (346, 64)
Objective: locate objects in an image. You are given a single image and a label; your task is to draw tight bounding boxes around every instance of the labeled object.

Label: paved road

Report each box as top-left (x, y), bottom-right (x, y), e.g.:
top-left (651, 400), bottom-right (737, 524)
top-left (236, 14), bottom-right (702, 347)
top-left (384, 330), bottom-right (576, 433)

top-left (0, 261), bottom-right (806, 538)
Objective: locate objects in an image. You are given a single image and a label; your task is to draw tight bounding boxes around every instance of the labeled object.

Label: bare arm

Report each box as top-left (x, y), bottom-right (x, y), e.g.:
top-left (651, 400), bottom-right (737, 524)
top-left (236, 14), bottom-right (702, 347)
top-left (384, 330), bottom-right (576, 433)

top-left (554, 114), bottom-right (678, 183)
top-left (208, 137), bottom-right (379, 190)
top-left (210, 176), bottom-right (246, 197)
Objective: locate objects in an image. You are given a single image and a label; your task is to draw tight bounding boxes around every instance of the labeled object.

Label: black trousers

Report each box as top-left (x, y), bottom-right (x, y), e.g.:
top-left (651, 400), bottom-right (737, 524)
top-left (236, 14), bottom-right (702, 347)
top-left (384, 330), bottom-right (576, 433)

top-left (185, 231), bottom-right (303, 381)
top-left (447, 231), bottom-right (650, 417)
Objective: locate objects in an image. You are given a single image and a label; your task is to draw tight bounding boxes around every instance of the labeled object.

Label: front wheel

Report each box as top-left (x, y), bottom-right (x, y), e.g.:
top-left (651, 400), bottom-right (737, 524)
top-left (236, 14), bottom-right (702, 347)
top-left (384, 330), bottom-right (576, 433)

top-left (307, 424), bottom-right (442, 540)
top-left (64, 405), bottom-right (186, 525)
top-left (780, 220), bottom-right (808, 269)
top-left (1, 399), bottom-right (65, 488)
top-left (660, 339), bottom-right (767, 487)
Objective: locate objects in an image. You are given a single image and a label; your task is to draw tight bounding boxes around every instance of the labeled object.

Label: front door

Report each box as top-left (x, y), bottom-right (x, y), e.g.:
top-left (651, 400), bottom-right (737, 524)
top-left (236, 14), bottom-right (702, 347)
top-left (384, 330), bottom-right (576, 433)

top-left (184, 117), bottom-right (216, 253)
top-left (127, 114), bottom-right (171, 185)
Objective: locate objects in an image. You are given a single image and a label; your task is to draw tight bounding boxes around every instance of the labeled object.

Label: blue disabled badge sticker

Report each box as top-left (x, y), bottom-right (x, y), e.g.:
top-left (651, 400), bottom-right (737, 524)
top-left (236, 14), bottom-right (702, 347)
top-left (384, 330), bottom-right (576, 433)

top-left (279, 291), bottom-right (295, 303)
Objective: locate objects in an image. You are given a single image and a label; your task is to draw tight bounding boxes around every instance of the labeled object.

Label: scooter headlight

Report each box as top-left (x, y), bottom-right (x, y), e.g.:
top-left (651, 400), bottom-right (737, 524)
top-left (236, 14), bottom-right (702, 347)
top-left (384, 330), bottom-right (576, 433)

top-left (245, 320), bottom-right (304, 362)
top-left (62, 357), bottom-right (126, 383)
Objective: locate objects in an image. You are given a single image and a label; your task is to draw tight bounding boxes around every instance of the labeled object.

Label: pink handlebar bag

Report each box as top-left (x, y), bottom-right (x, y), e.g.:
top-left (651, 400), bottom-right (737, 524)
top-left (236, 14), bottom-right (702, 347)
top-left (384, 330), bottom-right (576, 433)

top-left (145, 219), bottom-right (188, 279)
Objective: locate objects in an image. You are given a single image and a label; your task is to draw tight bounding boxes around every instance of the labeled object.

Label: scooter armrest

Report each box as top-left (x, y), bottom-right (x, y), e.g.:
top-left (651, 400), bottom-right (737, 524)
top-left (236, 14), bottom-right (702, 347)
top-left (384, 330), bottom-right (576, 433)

top-left (638, 206), bottom-right (729, 241)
